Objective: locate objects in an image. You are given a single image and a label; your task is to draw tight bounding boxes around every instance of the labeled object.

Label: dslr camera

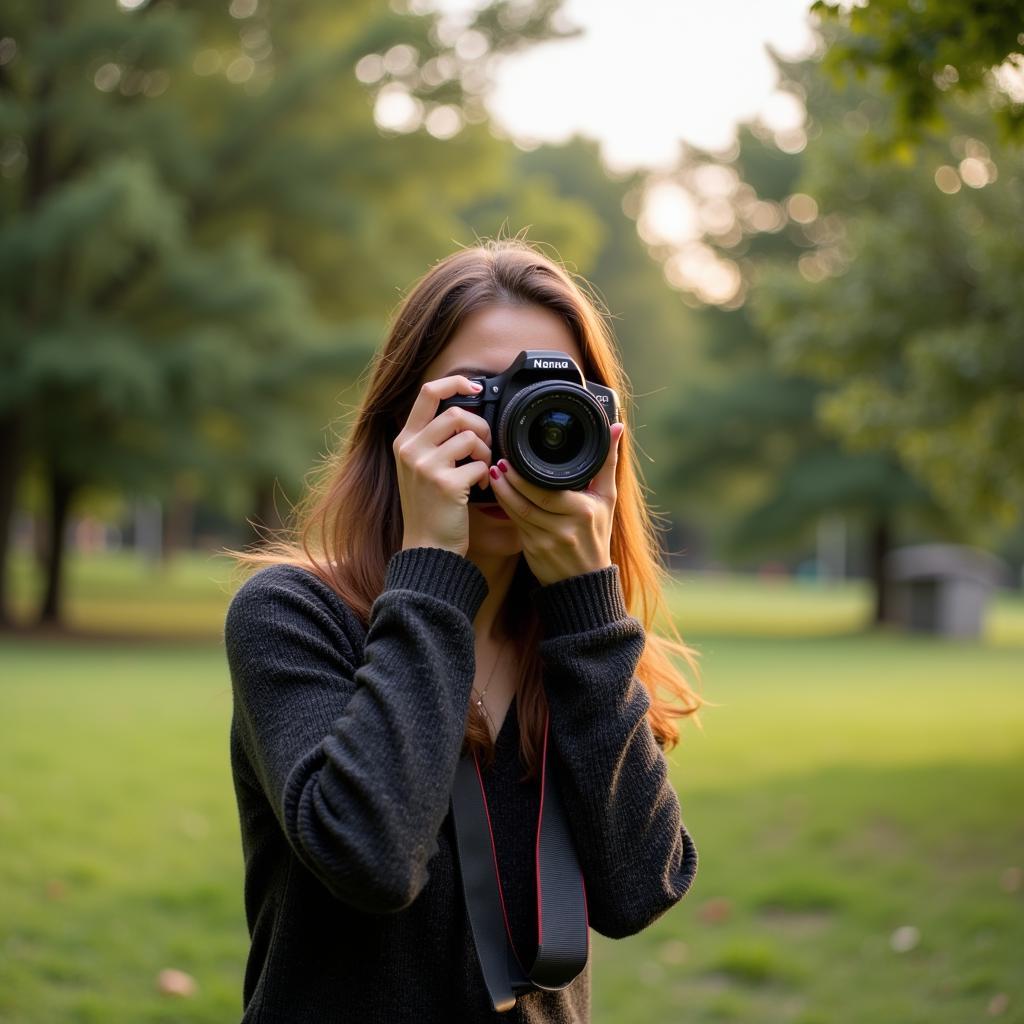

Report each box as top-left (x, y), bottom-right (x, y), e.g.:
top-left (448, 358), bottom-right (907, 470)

top-left (436, 349), bottom-right (621, 503)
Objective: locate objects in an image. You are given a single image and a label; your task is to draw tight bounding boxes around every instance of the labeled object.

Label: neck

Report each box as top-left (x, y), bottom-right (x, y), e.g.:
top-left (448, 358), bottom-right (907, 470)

top-left (466, 551), bottom-right (520, 644)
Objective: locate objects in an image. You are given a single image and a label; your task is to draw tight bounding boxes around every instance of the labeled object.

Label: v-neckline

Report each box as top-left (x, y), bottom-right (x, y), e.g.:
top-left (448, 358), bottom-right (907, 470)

top-left (491, 692), bottom-right (518, 747)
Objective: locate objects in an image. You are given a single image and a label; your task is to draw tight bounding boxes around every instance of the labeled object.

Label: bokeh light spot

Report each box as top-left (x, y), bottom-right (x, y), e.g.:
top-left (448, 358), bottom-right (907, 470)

top-left (229, 0), bottom-right (258, 18)
top-left (747, 200), bottom-right (785, 233)
top-left (226, 54), bottom-right (255, 84)
top-left (94, 63), bottom-right (121, 92)
top-left (638, 181), bottom-right (700, 245)
top-left (455, 29), bottom-right (488, 61)
top-left (786, 193), bottom-right (818, 223)
top-left (959, 157), bottom-right (990, 189)
top-left (934, 165), bottom-right (961, 194)
top-left (374, 83), bottom-right (424, 133)
top-left (425, 105), bottom-right (463, 139)
top-left (355, 54), bottom-right (385, 84)
top-left (383, 44), bottom-right (418, 77)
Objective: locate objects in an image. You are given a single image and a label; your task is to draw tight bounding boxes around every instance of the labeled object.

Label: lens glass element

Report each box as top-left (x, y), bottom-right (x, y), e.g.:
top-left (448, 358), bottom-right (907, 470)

top-left (528, 408), bottom-right (584, 465)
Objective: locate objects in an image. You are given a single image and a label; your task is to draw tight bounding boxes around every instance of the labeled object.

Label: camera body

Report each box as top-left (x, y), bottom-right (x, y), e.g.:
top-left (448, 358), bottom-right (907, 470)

top-left (435, 349), bottom-right (621, 503)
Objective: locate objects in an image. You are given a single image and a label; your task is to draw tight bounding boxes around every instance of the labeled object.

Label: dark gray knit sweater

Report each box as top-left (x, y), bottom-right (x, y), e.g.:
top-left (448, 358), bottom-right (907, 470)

top-left (224, 546), bottom-right (698, 1023)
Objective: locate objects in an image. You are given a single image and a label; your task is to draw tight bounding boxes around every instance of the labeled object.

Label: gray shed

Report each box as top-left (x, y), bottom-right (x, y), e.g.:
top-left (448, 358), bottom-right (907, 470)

top-left (884, 544), bottom-right (1007, 638)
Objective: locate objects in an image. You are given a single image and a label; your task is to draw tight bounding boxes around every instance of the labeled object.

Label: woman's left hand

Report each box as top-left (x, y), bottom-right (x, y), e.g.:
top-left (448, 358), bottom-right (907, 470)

top-left (487, 422), bottom-right (625, 586)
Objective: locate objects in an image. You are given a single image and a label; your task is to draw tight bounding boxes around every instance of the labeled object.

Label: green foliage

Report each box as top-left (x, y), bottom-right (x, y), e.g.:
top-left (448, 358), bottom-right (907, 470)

top-left (0, 0), bottom-right (603, 552)
top-left (653, 108), bottom-right (941, 566)
top-left (813, 0), bottom-right (1024, 145)
top-left (752, 62), bottom-right (1024, 540)
top-left (659, 35), bottom-right (1022, 557)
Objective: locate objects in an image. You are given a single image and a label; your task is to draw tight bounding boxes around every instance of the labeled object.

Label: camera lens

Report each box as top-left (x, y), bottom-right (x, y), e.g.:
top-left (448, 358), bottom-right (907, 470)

top-left (498, 382), bottom-right (610, 490)
top-left (529, 409), bottom-right (585, 464)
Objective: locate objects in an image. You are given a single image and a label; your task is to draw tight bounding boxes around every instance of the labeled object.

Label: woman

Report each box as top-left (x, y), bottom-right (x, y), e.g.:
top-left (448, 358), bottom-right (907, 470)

top-left (224, 237), bottom-right (703, 1022)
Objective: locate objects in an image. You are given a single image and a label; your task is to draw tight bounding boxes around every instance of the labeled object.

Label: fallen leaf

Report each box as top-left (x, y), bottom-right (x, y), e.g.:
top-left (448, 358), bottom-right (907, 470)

top-left (157, 968), bottom-right (197, 998)
top-left (698, 898), bottom-right (733, 924)
top-left (659, 939), bottom-right (689, 965)
top-left (889, 925), bottom-right (920, 953)
top-left (999, 867), bottom-right (1021, 893)
top-left (987, 992), bottom-right (1010, 1016)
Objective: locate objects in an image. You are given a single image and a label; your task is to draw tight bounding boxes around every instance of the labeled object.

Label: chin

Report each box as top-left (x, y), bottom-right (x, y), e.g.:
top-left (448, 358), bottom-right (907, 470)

top-left (468, 508), bottom-right (521, 553)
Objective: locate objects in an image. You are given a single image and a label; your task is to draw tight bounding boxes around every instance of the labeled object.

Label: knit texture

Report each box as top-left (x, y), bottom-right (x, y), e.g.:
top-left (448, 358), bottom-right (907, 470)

top-left (224, 547), bottom-right (698, 1023)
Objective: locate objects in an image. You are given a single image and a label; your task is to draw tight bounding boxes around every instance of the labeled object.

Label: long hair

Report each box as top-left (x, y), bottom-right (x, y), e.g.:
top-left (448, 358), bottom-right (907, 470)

top-left (226, 236), bottom-right (704, 781)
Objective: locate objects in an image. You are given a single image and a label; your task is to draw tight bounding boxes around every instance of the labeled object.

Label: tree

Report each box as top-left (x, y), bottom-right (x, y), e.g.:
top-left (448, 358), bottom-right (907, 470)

top-left (644, 102), bottom-right (945, 623)
top-left (752, 55), bottom-right (1024, 548)
top-left (0, 0), bottom-right (588, 627)
top-left (813, 0), bottom-right (1024, 144)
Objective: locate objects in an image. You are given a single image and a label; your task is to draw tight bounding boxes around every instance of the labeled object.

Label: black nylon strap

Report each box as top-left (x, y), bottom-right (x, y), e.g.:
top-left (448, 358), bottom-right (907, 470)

top-left (451, 712), bottom-right (589, 1013)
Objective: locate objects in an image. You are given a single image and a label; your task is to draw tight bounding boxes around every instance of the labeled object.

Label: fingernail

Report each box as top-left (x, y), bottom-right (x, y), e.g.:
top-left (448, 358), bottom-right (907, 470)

top-left (471, 382), bottom-right (483, 390)
top-left (489, 466), bottom-right (500, 480)
top-left (498, 460), bottom-right (509, 473)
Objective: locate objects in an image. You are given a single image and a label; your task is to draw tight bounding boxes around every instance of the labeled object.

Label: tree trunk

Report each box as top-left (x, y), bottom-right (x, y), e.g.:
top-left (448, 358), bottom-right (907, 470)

top-left (37, 467), bottom-right (76, 627)
top-left (33, 510), bottom-right (49, 574)
top-left (254, 479), bottom-right (286, 537)
top-left (0, 410), bottom-right (26, 629)
top-left (868, 516), bottom-right (893, 627)
top-left (162, 478), bottom-right (196, 563)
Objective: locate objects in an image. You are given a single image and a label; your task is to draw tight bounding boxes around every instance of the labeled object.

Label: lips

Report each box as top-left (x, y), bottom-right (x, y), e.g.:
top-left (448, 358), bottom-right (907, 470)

top-left (478, 504), bottom-right (510, 519)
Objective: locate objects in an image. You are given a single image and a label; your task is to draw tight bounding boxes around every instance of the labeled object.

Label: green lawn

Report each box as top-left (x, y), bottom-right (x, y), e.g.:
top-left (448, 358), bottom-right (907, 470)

top-left (1, 553), bottom-right (1022, 1022)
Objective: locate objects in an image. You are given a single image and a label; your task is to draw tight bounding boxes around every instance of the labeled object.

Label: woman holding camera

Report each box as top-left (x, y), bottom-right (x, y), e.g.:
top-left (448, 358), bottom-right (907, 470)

top-left (224, 237), bottom-right (702, 1022)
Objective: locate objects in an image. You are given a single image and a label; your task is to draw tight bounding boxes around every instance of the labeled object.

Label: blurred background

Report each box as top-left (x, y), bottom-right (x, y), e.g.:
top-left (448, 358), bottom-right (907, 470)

top-left (1, 0), bottom-right (1022, 1021)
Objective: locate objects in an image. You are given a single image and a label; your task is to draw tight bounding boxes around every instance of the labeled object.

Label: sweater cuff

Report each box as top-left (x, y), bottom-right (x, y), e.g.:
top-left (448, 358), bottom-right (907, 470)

top-left (384, 547), bottom-right (489, 622)
top-left (532, 564), bottom-right (629, 638)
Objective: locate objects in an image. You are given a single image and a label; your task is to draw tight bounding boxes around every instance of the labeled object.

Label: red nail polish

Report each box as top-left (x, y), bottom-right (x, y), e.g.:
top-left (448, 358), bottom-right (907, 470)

top-left (489, 466), bottom-right (500, 480)
top-left (498, 460), bottom-right (509, 473)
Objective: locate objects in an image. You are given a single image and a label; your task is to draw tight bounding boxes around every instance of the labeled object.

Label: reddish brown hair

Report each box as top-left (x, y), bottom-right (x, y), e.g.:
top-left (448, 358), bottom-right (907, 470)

top-left (227, 236), bottom-right (704, 780)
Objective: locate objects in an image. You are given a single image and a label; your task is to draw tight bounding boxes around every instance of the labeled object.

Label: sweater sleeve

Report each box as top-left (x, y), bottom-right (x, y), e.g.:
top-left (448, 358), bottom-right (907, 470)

top-left (533, 565), bottom-right (698, 940)
top-left (224, 547), bottom-right (487, 915)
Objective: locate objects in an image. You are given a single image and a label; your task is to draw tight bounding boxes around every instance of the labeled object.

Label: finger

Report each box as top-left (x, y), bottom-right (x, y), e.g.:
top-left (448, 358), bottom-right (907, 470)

top-left (434, 429), bottom-right (492, 470)
top-left (587, 421), bottom-right (624, 501)
top-left (489, 464), bottom-right (562, 529)
top-left (453, 460), bottom-right (491, 492)
top-left (495, 461), bottom-right (581, 515)
top-left (419, 405), bottom-right (492, 450)
top-left (401, 375), bottom-right (483, 436)
top-left (497, 459), bottom-right (604, 518)
top-left (433, 431), bottom-right (491, 490)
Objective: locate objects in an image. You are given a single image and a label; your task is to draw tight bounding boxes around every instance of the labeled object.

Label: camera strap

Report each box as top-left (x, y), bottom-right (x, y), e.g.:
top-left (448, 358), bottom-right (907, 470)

top-left (450, 710), bottom-right (589, 1013)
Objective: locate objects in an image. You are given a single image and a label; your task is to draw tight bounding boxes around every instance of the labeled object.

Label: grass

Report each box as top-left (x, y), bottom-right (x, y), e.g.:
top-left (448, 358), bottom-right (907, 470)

top-left (8, 548), bottom-right (1024, 646)
top-left (1, 551), bottom-right (1022, 1022)
top-left (596, 632), bottom-right (1024, 1024)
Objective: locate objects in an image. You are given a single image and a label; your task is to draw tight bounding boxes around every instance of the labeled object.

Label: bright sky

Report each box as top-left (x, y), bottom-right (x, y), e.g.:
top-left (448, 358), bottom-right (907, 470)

top-left (421, 0), bottom-right (821, 305)
top-left (450, 0), bottom-right (819, 172)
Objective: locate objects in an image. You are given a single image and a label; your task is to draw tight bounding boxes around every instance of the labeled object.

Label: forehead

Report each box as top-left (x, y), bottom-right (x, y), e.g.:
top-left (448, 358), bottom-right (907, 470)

top-left (425, 304), bottom-right (583, 379)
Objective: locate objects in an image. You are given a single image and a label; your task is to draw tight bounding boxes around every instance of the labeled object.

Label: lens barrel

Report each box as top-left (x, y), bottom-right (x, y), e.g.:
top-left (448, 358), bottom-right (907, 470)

top-left (498, 381), bottom-right (610, 490)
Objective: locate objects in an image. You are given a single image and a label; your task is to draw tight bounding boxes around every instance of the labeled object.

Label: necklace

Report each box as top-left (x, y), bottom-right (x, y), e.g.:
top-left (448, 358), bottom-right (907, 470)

top-left (471, 635), bottom-right (510, 728)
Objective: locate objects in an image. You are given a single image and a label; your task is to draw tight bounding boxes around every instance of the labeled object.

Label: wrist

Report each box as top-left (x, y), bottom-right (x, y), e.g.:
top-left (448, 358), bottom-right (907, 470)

top-left (402, 538), bottom-right (465, 557)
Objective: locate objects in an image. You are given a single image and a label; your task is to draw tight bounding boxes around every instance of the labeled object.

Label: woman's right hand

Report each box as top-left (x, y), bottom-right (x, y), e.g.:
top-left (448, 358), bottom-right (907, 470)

top-left (393, 375), bottom-right (493, 557)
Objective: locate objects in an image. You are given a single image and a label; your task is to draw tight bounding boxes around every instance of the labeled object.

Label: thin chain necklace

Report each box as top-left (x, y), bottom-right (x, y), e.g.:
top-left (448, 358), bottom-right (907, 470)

top-left (471, 635), bottom-right (511, 728)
